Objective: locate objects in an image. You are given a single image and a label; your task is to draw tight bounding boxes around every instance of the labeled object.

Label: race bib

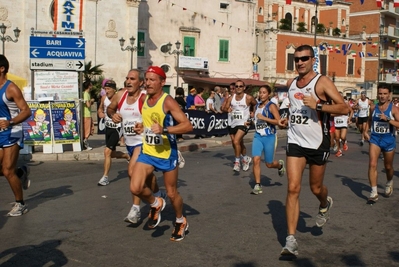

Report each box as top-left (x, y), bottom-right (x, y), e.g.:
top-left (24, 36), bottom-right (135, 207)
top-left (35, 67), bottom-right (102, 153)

top-left (123, 119), bottom-right (138, 136)
top-left (105, 117), bottom-right (118, 128)
top-left (232, 110), bottom-right (244, 120)
top-left (373, 121), bottom-right (390, 133)
top-left (290, 114), bottom-right (309, 126)
top-left (144, 128), bottom-right (163, 145)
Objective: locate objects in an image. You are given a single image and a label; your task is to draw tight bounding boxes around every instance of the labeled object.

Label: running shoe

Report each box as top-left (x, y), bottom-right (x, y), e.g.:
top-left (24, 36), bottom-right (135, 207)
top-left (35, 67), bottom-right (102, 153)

top-left (342, 141), bottom-right (348, 151)
top-left (367, 192), bottom-right (378, 204)
top-left (252, 184), bottom-right (263, 195)
top-left (335, 150), bottom-right (343, 157)
top-left (177, 150), bottom-right (185, 169)
top-left (278, 160), bottom-right (286, 177)
top-left (7, 202), bottom-right (28, 217)
top-left (359, 140), bottom-right (364, 147)
top-left (242, 157), bottom-right (251, 172)
top-left (98, 176), bottom-right (109, 186)
top-left (170, 217), bottom-right (189, 242)
top-left (147, 197), bottom-right (166, 229)
top-left (233, 161), bottom-right (241, 172)
top-left (281, 235), bottom-right (298, 256)
top-left (124, 206), bottom-right (141, 224)
top-left (18, 165), bottom-right (30, 190)
top-left (316, 196), bottom-right (333, 227)
top-left (385, 182), bottom-right (393, 197)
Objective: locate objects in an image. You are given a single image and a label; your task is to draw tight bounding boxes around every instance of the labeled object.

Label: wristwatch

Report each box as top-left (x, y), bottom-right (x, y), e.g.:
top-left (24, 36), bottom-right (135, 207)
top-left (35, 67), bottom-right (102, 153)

top-left (316, 103), bottom-right (323, 111)
top-left (162, 127), bottom-right (169, 134)
top-left (9, 120), bottom-right (14, 127)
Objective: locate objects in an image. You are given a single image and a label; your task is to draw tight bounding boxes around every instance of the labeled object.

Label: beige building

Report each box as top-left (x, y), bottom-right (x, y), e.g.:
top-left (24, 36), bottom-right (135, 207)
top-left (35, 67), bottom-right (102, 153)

top-left (1, 0), bottom-right (259, 96)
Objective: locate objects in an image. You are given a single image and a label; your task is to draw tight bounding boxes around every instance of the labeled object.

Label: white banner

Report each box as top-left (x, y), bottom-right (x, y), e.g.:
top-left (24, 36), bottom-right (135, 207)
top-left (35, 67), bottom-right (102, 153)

top-left (179, 56), bottom-right (209, 69)
top-left (54, 0), bottom-right (84, 32)
top-left (34, 71), bottom-right (79, 101)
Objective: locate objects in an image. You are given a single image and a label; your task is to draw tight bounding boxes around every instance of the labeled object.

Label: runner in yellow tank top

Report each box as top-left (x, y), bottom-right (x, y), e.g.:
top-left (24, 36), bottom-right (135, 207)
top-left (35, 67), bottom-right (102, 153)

top-left (130, 66), bottom-right (193, 241)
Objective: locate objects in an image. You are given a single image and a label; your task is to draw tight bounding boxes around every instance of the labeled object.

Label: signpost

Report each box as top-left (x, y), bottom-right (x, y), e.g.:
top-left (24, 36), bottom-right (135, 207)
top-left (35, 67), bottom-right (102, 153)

top-left (29, 36), bottom-right (85, 71)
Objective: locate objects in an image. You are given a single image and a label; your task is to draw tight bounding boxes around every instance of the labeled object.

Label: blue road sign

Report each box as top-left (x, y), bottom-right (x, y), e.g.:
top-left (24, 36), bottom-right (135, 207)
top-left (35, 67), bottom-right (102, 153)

top-left (30, 36), bottom-right (85, 60)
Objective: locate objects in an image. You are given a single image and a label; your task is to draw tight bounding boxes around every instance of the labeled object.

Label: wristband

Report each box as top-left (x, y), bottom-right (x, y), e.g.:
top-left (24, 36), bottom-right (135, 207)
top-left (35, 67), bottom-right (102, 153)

top-left (316, 103), bottom-right (323, 111)
top-left (162, 127), bottom-right (169, 134)
top-left (9, 120), bottom-right (14, 126)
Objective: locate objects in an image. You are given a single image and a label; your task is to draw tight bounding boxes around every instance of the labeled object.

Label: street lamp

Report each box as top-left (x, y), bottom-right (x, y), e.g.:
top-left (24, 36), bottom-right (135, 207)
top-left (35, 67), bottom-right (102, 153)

top-left (167, 41), bottom-right (190, 88)
top-left (119, 36), bottom-right (145, 69)
top-left (313, 1), bottom-right (319, 47)
top-left (0, 23), bottom-right (21, 55)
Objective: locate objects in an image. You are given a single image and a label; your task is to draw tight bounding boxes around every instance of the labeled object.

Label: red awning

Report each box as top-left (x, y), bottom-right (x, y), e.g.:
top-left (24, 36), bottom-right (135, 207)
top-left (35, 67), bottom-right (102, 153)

top-left (182, 76), bottom-right (268, 87)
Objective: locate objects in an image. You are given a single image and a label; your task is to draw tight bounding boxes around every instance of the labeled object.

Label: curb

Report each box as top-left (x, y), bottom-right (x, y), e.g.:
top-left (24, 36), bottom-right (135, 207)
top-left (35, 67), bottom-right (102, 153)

top-left (19, 130), bottom-right (288, 162)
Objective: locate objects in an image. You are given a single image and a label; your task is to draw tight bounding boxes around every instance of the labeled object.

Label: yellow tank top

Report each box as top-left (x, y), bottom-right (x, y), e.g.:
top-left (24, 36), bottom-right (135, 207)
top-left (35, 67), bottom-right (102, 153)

top-left (142, 92), bottom-right (176, 159)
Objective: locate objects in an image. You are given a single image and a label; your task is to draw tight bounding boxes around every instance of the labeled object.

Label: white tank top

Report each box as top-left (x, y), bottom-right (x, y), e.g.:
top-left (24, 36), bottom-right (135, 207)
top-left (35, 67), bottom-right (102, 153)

top-left (104, 97), bottom-right (121, 129)
top-left (118, 91), bottom-right (144, 146)
top-left (358, 99), bottom-right (369, 118)
top-left (230, 93), bottom-right (250, 128)
top-left (287, 74), bottom-right (330, 150)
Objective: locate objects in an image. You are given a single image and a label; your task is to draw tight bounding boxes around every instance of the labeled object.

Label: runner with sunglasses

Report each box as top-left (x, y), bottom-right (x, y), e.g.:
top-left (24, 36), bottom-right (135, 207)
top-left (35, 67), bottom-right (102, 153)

top-left (222, 80), bottom-right (257, 172)
top-left (279, 45), bottom-right (349, 256)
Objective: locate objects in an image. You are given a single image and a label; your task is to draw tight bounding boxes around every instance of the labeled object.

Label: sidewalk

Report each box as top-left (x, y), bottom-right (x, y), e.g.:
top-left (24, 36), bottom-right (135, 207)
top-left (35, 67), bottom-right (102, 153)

top-left (19, 129), bottom-right (288, 161)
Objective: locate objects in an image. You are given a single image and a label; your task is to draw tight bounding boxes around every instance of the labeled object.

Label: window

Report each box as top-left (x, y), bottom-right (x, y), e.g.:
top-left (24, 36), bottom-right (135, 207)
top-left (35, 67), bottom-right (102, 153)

top-left (320, 54), bottom-right (327, 75)
top-left (220, 2), bottom-right (230, 10)
top-left (219, 39), bottom-right (229, 62)
top-left (160, 64), bottom-right (171, 74)
top-left (347, 59), bottom-right (354, 75)
top-left (287, 53), bottom-right (294, 71)
top-left (183, 36), bottom-right (195, 56)
top-left (137, 32), bottom-right (145, 57)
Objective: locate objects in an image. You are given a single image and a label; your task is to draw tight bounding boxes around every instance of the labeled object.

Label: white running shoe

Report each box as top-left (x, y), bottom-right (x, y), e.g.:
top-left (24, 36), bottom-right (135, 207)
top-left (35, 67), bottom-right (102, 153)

top-left (124, 206), bottom-right (141, 224)
top-left (98, 176), bottom-right (109, 186)
top-left (281, 235), bottom-right (298, 256)
top-left (7, 202), bottom-right (28, 217)
top-left (177, 150), bottom-right (185, 169)
top-left (242, 157), bottom-right (251, 172)
top-left (233, 161), bottom-right (240, 172)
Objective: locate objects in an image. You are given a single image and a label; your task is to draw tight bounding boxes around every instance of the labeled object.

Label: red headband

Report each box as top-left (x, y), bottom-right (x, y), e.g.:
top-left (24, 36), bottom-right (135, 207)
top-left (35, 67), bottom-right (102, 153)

top-left (146, 66), bottom-right (166, 79)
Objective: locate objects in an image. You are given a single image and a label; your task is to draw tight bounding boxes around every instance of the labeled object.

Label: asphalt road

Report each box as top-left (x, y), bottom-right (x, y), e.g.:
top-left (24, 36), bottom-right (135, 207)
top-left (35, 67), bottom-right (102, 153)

top-left (1, 130), bottom-right (399, 266)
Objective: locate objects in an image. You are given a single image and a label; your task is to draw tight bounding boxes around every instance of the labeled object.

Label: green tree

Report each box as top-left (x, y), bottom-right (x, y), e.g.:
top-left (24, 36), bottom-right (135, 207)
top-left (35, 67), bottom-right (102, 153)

top-left (333, 27), bottom-right (341, 36)
top-left (279, 19), bottom-right (292, 31)
top-left (296, 22), bottom-right (307, 32)
top-left (316, 23), bottom-right (326, 34)
top-left (83, 61), bottom-right (104, 100)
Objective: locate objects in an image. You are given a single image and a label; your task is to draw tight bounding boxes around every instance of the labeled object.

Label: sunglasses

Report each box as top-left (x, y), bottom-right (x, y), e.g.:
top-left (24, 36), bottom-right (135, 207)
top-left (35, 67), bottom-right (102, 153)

top-left (235, 85), bottom-right (244, 88)
top-left (294, 56), bottom-right (312, 63)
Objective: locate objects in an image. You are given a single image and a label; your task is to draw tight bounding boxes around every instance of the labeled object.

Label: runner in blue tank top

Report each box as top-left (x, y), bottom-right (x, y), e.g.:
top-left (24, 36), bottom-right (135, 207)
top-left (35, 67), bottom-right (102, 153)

top-left (0, 55), bottom-right (32, 217)
top-left (366, 83), bottom-right (399, 204)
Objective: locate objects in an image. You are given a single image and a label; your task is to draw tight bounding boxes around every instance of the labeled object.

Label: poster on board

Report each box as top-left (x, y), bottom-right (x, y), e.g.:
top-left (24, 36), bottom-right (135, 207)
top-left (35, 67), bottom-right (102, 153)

top-left (23, 101), bottom-right (52, 145)
top-left (34, 71), bottom-right (79, 101)
top-left (51, 101), bottom-right (80, 144)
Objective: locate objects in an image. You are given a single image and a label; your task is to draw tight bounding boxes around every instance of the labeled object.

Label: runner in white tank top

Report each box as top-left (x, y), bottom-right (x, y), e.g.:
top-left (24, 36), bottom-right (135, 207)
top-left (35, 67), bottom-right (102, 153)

top-left (222, 80), bottom-right (257, 172)
top-left (279, 45), bottom-right (350, 256)
top-left (97, 80), bottom-right (130, 186)
top-left (356, 91), bottom-right (374, 145)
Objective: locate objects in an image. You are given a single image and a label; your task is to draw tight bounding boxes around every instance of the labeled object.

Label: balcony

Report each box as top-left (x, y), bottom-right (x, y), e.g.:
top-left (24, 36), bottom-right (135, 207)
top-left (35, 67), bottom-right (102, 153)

top-left (381, 73), bottom-right (399, 84)
top-left (381, 2), bottom-right (399, 18)
top-left (380, 49), bottom-right (397, 61)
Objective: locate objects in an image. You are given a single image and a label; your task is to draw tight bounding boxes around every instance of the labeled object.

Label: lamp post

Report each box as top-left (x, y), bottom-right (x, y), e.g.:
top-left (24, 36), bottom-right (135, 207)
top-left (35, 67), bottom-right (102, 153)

top-left (167, 41), bottom-right (190, 88)
top-left (119, 36), bottom-right (145, 69)
top-left (377, 24), bottom-right (384, 86)
top-left (0, 23), bottom-right (21, 55)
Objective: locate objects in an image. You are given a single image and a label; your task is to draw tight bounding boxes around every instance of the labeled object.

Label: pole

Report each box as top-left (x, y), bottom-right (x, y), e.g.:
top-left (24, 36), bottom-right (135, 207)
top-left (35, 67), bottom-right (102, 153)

top-left (313, 2), bottom-right (318, 47)
top-left (377, 34), bottom-right (381, 86)
top-left (2, 41), bottom-right (4, 55)
top-left (130, 49), bottom-right (133, 69)
top-left (176, 53), bottom-right (180, 88)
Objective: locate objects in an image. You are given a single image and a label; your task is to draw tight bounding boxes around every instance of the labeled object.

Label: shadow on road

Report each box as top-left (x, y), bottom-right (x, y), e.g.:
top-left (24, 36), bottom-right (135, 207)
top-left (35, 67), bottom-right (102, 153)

top-left (0, 239), bottom-right (68, 266)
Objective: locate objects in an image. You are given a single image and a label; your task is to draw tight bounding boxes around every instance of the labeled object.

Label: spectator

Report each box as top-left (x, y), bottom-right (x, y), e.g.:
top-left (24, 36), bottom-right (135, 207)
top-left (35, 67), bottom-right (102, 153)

top-left (186, 88), bottom-right (196, 109)
top-left (213, 86), bottom-right (223, 113)
top-left (206, 91), bottom-right (217, 113)
top-left (175, 87), bottom-right (186, 141)
top-left (194, 87), bottom-right (206, 111)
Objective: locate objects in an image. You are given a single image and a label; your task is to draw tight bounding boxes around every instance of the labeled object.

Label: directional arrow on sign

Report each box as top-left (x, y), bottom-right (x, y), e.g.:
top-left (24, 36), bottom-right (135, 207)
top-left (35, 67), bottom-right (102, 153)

top-left (31, 49), bottom-right (40, 58)
top-left (76, 39), bottom-right (84, 48)
top-left (76, 61), bottom-right (84, 69)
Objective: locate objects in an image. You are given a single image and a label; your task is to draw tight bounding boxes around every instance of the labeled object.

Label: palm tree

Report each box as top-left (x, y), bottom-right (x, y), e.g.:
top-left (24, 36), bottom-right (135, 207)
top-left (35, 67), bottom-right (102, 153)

top-left (84, 61), bottom-right (104, 82)
top-left (84, 61), bottom-right (104, 100)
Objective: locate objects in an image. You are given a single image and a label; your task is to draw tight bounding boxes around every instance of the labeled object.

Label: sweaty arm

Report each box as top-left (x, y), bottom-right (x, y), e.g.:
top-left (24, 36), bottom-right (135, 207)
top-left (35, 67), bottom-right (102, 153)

top-left (221, 96), bottom-right (232, 113)
top-left (106, 90), bottom-right (123, 123)
top-left (97, 96), bottom-right (106, 119)
top-left (162, 96), bottom-right (193, 134)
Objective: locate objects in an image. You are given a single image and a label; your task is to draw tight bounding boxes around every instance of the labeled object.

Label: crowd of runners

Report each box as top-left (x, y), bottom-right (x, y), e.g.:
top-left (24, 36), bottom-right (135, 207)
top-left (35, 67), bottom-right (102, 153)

top-left (2, 44), bottom-right (399, 253)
